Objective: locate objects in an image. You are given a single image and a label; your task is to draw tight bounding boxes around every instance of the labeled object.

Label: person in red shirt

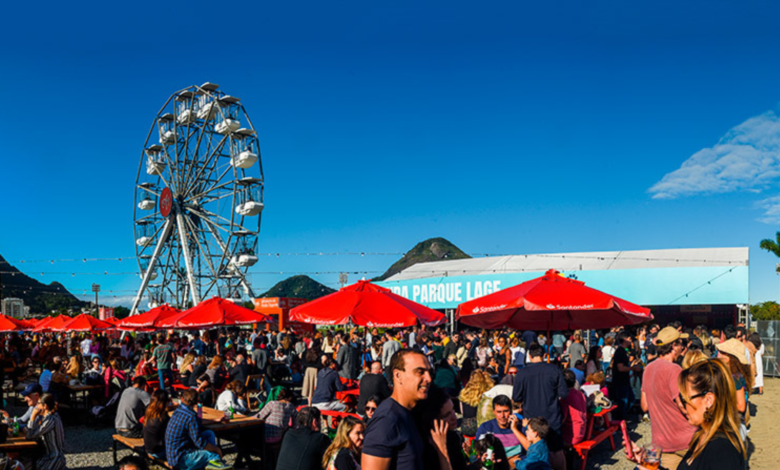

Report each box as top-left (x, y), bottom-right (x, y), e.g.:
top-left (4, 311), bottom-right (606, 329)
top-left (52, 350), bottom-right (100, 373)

top-left (559, 369), bottom-right (587, 469)
top-left (641, 327), bottom-right (697, 470)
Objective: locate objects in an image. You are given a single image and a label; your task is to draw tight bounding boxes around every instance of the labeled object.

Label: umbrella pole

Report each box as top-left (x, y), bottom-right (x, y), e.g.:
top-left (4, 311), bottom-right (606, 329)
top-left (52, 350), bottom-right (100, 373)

top-left (547, 327), bottom-right (551, 364)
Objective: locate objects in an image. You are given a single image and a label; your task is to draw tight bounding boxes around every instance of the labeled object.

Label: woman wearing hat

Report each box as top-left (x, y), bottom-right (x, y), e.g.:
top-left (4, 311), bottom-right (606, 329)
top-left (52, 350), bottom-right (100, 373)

top-left (715, 338), bottom-right (752, 440)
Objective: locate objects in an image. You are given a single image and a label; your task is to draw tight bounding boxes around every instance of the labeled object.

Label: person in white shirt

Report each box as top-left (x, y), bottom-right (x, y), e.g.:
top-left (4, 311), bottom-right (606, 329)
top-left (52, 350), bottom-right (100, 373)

top-left (80, 336), bottom-right (92, 356)
top-left (216, 380), bottom-right (248, 415)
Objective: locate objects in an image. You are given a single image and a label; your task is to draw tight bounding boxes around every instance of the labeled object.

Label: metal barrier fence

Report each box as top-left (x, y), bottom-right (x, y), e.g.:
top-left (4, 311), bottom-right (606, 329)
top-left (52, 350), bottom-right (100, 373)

top-left (757, 321), bottom-right (780, 378)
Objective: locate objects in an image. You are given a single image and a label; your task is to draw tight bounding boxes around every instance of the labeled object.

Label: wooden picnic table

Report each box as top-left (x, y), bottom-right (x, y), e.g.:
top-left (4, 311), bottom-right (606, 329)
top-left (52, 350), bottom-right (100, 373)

top-left (168, 405), bottom-right (264, 465)
top-left (0, 435), bottom-right (41, 470)
top-left (63, 383), bottom-right (103, 411)
top-left (0, 435), bottom-right (40, 451)
top-left (198, 406), bottom-right (263, 433)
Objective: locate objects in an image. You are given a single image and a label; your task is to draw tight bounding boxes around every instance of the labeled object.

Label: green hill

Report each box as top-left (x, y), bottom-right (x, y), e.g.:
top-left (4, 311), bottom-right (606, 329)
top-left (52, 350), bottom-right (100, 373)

top-left (260, 275), bottom-right (336, 300)
top-left (0, 254), bottom-right (88, 314)
top-left (374, 237), bottom-right (471, 281)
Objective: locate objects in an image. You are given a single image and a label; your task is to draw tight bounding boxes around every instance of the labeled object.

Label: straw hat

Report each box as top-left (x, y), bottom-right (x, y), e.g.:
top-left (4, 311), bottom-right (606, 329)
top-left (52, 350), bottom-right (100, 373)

top-left (654, 326), bottom-right (688, 346)
top-left (716, 338), bottom-right (748, 364)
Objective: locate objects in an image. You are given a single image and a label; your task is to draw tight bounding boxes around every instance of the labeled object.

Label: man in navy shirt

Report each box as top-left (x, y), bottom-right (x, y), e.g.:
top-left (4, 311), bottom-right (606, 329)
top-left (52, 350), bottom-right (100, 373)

top-left (512, 343), bottom-right (568, 470)
top-left (362, 349), bottom-right (432, 470)
top-left (311, 358), bottom-right (346, 411)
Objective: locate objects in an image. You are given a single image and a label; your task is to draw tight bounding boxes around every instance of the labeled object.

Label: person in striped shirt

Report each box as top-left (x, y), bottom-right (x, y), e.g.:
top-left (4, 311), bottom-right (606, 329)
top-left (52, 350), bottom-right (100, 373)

top-left (26, 393), bottom-right (66, 470)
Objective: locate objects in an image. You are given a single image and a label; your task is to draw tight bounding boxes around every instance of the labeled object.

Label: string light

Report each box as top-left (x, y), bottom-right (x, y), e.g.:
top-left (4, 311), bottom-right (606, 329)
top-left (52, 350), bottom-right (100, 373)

top-left (0, 252), bottom-right (750, 265)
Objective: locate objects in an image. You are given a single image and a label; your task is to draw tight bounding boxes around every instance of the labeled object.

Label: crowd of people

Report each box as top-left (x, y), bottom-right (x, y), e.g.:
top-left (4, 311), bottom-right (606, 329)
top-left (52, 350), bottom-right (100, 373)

top-left (0, 320), bottom-right (766, 470)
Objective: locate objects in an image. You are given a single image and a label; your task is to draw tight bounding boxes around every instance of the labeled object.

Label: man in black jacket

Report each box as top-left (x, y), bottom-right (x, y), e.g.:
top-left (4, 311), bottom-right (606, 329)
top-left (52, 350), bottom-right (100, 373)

top-left (276, 407), bottom-right (331, 470)
top-left (357, 362), bottom-right (391, 415)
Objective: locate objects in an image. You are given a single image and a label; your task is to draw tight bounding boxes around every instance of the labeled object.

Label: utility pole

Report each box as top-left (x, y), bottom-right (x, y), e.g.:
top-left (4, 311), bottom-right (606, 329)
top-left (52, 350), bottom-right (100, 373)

top-left (92, 284), bottom-right (100, 315)
top-left (339, 272), bottom-right (348, 289)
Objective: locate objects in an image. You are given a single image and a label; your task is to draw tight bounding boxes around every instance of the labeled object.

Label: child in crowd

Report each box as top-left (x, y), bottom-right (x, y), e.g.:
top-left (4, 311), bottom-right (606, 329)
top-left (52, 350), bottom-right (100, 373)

top-left (509, 416), bottom-right (552, 470)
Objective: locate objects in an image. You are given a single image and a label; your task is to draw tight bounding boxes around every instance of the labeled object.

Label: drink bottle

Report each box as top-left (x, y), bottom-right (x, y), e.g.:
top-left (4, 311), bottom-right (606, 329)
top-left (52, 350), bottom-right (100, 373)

top-left (483, 446), bottom-right (494, 470)
top-left (197, 403), bottom-right (203, 419)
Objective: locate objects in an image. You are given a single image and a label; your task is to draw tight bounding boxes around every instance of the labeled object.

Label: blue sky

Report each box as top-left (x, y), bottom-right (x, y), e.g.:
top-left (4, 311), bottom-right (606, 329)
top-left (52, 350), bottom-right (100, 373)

top-left (3, 1), bottom-right (780, 308)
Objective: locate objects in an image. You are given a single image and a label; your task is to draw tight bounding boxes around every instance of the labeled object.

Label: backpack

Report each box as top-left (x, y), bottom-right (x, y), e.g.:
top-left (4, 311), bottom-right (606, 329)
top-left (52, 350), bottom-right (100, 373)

top-left (512, 349), bottom-right (526, 366)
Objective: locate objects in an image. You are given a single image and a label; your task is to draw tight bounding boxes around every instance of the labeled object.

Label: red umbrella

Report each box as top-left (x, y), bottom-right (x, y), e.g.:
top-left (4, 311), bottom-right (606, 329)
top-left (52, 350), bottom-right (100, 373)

top-left (117, 305), bottom-right (182, 330)
top-left (163, 297), bottom-right (274, 329)
top-left (33, 315), bottom-right (72, 332)
top-left (15, 318), bottom-right (36, 330)
top-left (289, 280), bottom-right (447, 327)
top-left (54, 314), bottom-right (113, 332)
top-left (0, 315), bottom-right (22, 332)
top-left (456, 269), bottom-right (652, 330)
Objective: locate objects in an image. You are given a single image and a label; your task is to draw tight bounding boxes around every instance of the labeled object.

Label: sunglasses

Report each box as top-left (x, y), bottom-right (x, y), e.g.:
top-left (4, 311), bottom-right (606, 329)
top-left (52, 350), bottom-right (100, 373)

top-left (365, 406), bottom-right (377, 412)
top-left (678, 390), bottom-right (710, 408)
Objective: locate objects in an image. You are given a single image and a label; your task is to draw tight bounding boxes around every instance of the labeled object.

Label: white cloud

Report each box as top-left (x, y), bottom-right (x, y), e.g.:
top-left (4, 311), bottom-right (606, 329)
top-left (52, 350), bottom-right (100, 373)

top-left (649, 110), bottom-right (780, 203)
top-left (757, 195), bottom-right (780, 224)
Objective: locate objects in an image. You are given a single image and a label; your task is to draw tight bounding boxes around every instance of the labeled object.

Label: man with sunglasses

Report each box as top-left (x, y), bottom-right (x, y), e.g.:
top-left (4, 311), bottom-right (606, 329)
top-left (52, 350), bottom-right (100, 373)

top-left (640, 327), bottom-right (696, 470)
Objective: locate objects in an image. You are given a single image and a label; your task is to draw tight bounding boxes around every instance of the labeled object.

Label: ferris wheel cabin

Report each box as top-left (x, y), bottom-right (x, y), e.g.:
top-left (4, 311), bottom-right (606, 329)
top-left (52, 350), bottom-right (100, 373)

top-left (135, 220), bottom-right (155, 247)
top-left (230, 230), bottom-right (259, 267)
top-left (138, 254), bottom-right (158, 280)
top-left (176, 91), bottom-right (197, 125)
top-left (137, 182), bottom-right (156, 210)
top-left (215, 96), bottom-right (241, 135)
top-left (158, 113), bottom-right (176, 144)
top-left (230, 128), bottom-right (259, 169)
top-left (235, 177), bottom-right (264, 216)
top-left (145, 145), bottom-right (166, 176)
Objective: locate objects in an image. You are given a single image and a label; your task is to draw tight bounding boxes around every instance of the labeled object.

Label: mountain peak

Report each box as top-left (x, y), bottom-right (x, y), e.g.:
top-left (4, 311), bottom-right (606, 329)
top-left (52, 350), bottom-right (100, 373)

top-left (260, 275), bottom-right (336, 300)
top-left (374, 237), bottom-right (471, 281)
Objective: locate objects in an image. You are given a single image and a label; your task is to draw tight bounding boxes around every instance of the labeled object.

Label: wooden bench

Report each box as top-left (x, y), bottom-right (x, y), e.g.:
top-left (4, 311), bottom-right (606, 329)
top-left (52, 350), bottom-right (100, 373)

top-left (112, 435), bottom-right (172, 469)
top-left (572, 423), bottom-right (619, 470)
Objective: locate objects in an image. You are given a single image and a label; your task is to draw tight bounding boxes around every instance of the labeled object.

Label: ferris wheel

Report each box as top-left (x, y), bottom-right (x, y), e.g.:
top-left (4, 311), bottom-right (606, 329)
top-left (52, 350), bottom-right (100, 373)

top-left (131, 82), bottom-right (264, 314)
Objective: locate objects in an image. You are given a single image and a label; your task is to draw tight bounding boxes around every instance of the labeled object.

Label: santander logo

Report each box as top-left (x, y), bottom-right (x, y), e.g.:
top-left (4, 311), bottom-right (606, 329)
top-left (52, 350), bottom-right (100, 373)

top-left (546, 303), bottom-right (595, 310)
top-left (472, 304), bottom-right (508, 314)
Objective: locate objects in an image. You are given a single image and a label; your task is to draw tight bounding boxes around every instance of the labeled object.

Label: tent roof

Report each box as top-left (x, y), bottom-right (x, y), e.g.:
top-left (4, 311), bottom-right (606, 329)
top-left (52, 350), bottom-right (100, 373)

top-left (385, 247), bottom-right (749, 281)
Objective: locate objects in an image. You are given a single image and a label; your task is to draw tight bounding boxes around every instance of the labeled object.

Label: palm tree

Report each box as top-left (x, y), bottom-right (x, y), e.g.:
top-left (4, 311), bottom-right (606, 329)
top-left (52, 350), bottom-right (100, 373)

top-left (759, 232), bottom-right (780, 273)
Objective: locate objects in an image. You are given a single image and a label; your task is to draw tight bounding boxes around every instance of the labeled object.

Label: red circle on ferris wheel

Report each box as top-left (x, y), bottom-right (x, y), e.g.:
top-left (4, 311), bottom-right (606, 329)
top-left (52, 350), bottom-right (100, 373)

top-left (160, 187), bottom-right (173, 217)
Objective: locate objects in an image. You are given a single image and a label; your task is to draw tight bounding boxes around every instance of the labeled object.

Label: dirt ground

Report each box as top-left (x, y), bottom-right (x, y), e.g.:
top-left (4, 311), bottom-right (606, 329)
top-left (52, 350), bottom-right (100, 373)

top-left (743, 376), bottom-right (780, 470)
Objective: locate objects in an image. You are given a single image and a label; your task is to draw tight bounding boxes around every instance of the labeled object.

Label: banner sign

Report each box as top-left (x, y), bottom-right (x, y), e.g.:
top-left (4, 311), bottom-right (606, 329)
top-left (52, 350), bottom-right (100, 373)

top-left (376, 266), bottom-right (748, 309)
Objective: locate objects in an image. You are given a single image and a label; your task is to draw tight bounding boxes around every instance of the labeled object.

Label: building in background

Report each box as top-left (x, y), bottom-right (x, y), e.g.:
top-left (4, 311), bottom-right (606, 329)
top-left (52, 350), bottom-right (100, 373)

top-left (377, 247), bottom-right (749, 329)
top-left (1, 298), bottom-right (26, 318)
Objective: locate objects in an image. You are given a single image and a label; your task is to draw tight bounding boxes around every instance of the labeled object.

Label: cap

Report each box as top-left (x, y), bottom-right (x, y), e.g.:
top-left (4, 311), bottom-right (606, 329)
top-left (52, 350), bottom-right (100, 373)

top-left (21, 383), bottom-right (42, 397)
top-left (654, 327), bottom-right (689, 346)
top-left (716, 338), bottom-right (748, 364)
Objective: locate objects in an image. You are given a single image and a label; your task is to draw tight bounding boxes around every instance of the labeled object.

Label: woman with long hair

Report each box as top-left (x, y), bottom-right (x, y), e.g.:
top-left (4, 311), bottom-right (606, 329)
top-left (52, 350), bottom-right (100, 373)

top-left (715, 339), bottom-right (752, 421)
top-left (66, 355), bottom-right (83, 383)
top-left (670, 359), bottom-right (746, 469)
top-left (189, 355), bottom-right (208, 387)
top-left (143, 389), bottom-right (170, 459)
top-left (413, 385), bottom-right (464, 470)
top-left (682, 349), bottom-right (709, 370)
top-left (205, 355), bottom-right (227, 389)
top-left (458, 370), bottom-right (495, 437)
top-left (585, 346), bottom-right (602, 377)
top-left (178, 352), bottom-right (196, 385)
top-left (103, 357), bottom-right (127, 398)
top-left (26, 393), bottom-right (66, 470)
top-left (322, 416), bottom-right (365, 470)
top-left (475, 338), bottom-right (492, 368)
